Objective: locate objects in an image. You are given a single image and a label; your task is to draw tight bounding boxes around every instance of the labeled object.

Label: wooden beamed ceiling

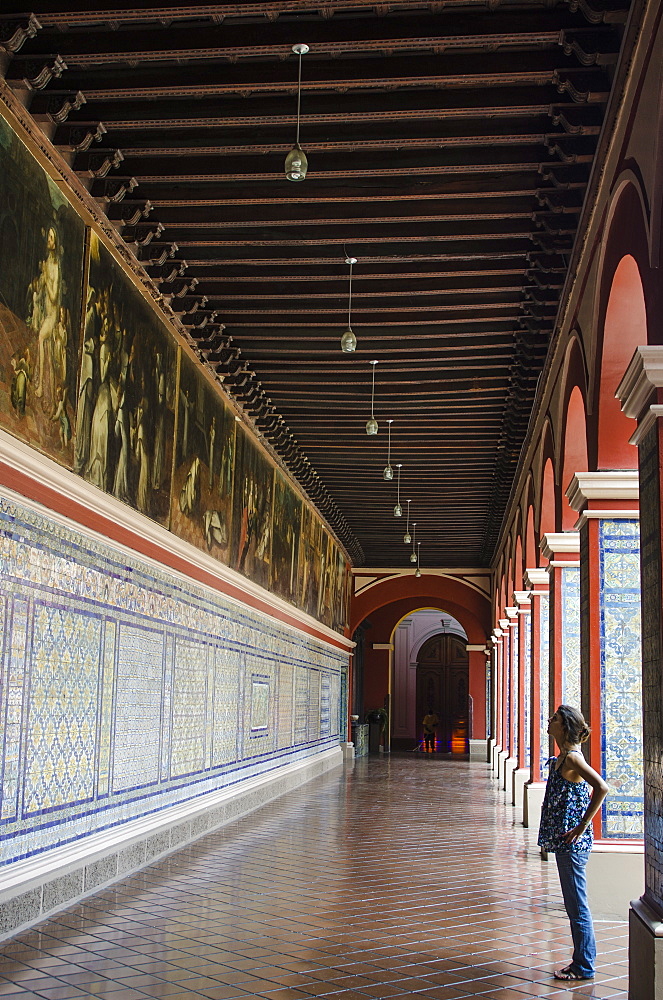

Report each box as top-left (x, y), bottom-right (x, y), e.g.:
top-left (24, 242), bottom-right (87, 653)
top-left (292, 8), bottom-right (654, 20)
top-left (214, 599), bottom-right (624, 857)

top-left (0, 0), bottom-right (631, 567)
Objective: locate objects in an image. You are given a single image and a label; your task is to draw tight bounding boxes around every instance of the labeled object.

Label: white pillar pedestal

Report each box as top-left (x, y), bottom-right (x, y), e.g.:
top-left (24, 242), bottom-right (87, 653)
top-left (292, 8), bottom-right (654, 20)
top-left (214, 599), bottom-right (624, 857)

top-left (586, 844), bottom-right (643, 921)
top-left (502, 755), bottom-right (517, 792)
top-left (523, 781), bottom-right (547, 830)
top-left (469, 738), bottom-right (488, 761)
top-left (512, 767), bottom-right (530, 810)
top-left (493, 745), bottom-right (505, 776)
top-left (496, 748), bottom-right (508, 781)
top-left (629, 897), bottom-right (663, 1000)
top-left (341, 742), bottom-right (355, 762)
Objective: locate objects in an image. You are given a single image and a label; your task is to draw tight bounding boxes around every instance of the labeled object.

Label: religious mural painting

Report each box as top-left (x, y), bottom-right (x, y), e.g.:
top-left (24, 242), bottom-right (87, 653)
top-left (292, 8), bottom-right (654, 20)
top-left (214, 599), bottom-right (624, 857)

top-left (298, 504), bottom-right (324, 620)
top-left (79, 232), bottom-right (176, 524)
top-left (231, 424), bottom-right (273, 589)
top-left (170, 350), bottom-right (235, 560)
top-left (271, 470), bottom-right (302, 604)
top-left (0, 113), bottom-right (85, 466)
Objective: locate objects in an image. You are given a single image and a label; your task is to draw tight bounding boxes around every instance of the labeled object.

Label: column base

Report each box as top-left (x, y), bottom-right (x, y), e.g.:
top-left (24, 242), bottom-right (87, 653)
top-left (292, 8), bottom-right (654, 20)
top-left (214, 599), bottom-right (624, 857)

top-left (629, 896), bottom-right (663, 1000)
top-left (502, 755), bottom-right (517, 792)
top-left (523, 780), bottom-right (547, 830)
top-left (469, 738), bottom-right (488, 761)
top-left (491, 743), bottom-right (503, 776)
top-left (512, 767), bottom-right (530, 809)
top-left (586, 844), bottom-right (643, 921)
top-left (341, 742), bottom-right (355, 762)
top-left (496, 748), bottom-right (509, 781)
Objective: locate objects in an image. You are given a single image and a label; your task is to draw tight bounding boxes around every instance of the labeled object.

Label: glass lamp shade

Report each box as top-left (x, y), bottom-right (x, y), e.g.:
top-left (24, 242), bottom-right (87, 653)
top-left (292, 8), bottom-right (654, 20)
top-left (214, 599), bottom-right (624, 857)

top-left (340, 327), bottom-right (357, 353)
top-left (404, 531), bottom-right (411, 544)
top-left (383, 464), bottom-right (393, 481)
top-left (285, 144), bottom-right (308, 181)
top-left (410, 552), bottom-right (417, 563)
top-left (415, 567), bottom-right (422, 578)
top-left (366, 417), bottom-right (378, 435)
top-left (394, 503), bottom-right (402, 517)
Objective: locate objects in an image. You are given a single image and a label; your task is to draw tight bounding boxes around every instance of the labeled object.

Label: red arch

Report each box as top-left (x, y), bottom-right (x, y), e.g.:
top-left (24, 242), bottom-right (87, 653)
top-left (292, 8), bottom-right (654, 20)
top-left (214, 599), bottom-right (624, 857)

top-left (597, 254), bottom-right (645, 469)
top-left (514, 535), bottom-right (523, 592)
top-left (540, 457), bottom-right (556, 552)
top-left (561, 385), bottom-right (589, 529)
top-left (525, 504), bottom-right (537, 571)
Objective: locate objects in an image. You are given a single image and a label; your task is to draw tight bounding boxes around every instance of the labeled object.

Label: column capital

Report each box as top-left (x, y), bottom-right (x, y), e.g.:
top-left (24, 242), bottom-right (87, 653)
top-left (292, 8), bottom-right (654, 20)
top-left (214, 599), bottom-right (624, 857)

top-left (524, 567), bottom-right (549, 589)
top-left (540, 531), bottom-right (580, 561)
top-left (566, 471), bottom-right (639, 512)
top-left (616, 346), bottom-right (663, 420)
top-left (492, 628), bottom-right (503, 640)
top-left (513, 590), bottom-right (532, 611)
top-left (505, 606), bottom-right (518, 621)
top-left (498, 618), bottom-right (510, 630)
top-left (466, 644), bottom-right (488, 652)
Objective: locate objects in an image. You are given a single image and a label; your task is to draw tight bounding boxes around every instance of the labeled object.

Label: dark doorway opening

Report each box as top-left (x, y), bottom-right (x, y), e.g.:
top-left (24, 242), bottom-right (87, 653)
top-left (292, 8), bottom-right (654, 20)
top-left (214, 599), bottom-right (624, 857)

top-left (416, 633), bottom-right (469, 754)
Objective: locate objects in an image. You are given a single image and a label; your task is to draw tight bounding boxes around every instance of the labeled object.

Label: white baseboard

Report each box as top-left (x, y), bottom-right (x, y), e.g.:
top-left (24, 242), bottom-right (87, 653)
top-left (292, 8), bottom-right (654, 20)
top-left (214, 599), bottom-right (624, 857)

top-left (0, 746), bottom-right (342, 940)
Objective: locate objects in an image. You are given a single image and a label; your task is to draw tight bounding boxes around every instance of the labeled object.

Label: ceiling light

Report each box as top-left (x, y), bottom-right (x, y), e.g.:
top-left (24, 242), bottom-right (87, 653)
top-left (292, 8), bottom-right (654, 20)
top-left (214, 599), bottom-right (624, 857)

top-left (366, 360), bottom-right (378, 435)
top-left (285, 43), bottom-right (309, 182)
top-left (410, 523), bottom-right (417, 563)
top-left (383, 419), bottom-right (393, 480)
top-left (394, 463), bottom-right (402, 517)
top-left (404, 499), bottom-right (411, 544)
top-left (340, 255), bottom-right (357, 353)
top-left (415, 541), bottom-right (422, 578)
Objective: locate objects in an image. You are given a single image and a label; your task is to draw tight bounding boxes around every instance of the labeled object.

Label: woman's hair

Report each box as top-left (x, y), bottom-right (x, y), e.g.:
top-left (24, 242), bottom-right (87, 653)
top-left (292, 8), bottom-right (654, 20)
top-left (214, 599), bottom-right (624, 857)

top-left (556, 704), bottom-right (590, 744)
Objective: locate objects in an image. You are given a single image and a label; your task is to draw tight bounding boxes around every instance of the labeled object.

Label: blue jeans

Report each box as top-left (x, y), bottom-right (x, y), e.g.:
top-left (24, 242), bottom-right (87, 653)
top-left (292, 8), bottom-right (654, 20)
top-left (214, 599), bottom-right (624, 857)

top-left (555, 850), bottom-right (596, 977)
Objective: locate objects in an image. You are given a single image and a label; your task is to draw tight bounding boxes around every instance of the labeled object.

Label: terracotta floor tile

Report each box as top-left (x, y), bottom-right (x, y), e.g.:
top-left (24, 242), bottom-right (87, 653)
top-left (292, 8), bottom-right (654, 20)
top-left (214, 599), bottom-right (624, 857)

top-left (0, 760), bottom-right (628, 1000)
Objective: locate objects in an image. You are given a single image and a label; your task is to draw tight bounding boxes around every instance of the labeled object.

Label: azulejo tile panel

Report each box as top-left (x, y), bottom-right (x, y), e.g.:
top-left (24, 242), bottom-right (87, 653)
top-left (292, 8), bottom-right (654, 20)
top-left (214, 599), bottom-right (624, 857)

top-left (599, 519), bottom-right (643, 838)
top-left (524, 613), bottom-right (531, 766)
top-left (539, 595), bottom-right (550, 776)
top-left (0, 492), bottom-right (347, 866)
top-left (561, 567), bottom-right (581, 710)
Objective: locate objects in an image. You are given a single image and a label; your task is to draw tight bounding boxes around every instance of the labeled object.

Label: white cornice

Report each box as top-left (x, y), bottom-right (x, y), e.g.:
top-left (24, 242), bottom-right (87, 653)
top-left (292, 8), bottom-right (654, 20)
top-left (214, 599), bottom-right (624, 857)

top-left (566, 471), bottom-right (639, 511)
top-left (630, 405), bottom-right (663, 447)
top-left (524, 568), bottom-right (549, 588)
top-left (540, 532), bottom-right (580, 560)
top-left (616, 347), bottom-right (663, 419)
top-left (0, 430), bottom-right (353, 651)
top-left (574, 510), bottom-right (640, 531)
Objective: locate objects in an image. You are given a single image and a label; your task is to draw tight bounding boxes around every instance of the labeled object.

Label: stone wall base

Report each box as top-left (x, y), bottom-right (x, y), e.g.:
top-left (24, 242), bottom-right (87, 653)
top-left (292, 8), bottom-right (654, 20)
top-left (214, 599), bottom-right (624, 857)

top-left (586, 846), bottom-right (644, 921)
top-left (0, 746), bottom-right (343, 942)
top-left (469, 739), bottom-right (489, 760)
top-left (629, 897), bottom-right (663, 1000)
top-left (523, 781), bottom-right (547, 830)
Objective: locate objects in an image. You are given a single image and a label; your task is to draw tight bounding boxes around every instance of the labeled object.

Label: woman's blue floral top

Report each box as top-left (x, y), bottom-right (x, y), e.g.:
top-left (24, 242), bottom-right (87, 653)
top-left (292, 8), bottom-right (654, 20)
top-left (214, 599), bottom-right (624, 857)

top-left (537, 753), bottom-right (593, 854)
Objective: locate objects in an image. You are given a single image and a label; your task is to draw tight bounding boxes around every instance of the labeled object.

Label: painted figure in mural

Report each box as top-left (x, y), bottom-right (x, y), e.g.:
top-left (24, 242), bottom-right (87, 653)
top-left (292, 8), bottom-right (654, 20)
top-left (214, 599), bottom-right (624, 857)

top-left (112, 385), bottom-right (130, 502)
top-left (208, 415), bottom-right (216, 491)
top-left (32, 225), bottom-right (61, 415)
top-left (538, 705), bottom-right (608, 982)
top-left (85, 321), bottom-right (114, 492)
top-left (51, 386), bottom-right (71, 450)
top-left (179, 456), bottom-right (201, 517)
top-left (53, 306), bottom-right (69, 391)
top-left (133, 397), bottom-right (150, 514)
top-left (179, 386), bottom-right (194, 458)
top-left (10, 351), bottom-right (30, 417)
top-left (151, 352), bottom-right (166, 490)
top-left (75, 290), bottom-right (98, 473)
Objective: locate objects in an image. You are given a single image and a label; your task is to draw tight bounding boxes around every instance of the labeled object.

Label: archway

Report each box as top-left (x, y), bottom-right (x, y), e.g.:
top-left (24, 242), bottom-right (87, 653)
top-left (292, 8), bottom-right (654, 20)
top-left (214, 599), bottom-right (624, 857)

top-left (416, 630), bottom-right (469, 754)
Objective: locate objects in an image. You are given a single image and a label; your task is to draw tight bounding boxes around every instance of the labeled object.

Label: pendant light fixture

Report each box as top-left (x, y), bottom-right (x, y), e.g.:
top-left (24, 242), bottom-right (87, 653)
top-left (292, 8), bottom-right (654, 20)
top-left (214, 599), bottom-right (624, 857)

top-left (410, 522), bottom-right (417, 563)
top-left (383, 419), bottom-right (394, 480)
top-left (285, 43), bottom-right (309, 182)
top-left (340, 256), bottom-right (357, 353)
top-left (404, 499), bottom-right (411, 544)
top-left (394, 464), bottom-right (402, 517)
top-left (415, 541), bottom-right (422, 578)
top-left (366, 360), bottom-right (378, 435)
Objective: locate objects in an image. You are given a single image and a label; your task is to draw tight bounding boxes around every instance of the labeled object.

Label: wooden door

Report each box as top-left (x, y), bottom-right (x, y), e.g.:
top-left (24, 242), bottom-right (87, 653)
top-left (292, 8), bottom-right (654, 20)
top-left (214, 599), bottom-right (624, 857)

top-left (416, 634), bottom-right (469, 752)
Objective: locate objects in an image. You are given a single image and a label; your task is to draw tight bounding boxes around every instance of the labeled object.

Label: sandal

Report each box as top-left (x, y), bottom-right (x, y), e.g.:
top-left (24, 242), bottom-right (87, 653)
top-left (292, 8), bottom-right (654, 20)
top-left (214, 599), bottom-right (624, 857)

top-left (553, 965), bottom-right (594, 981)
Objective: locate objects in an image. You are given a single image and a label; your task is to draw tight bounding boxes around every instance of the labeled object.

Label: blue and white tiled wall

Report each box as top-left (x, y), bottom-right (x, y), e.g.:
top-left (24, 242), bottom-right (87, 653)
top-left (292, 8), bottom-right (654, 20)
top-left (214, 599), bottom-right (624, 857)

top-left (539, 594), bottom-right (549, 776)
top-left (598, 519), bottom-right (643, 838)
top-left (0, 493), bottom-right (347, 868)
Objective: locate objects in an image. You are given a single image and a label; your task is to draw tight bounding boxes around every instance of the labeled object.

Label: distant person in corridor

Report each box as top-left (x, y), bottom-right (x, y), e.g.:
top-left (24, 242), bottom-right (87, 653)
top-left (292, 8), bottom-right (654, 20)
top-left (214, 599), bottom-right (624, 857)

top-left (538, 705), bottom-right (609, 982)
top-left (422, 709), bottom-right (439, 752)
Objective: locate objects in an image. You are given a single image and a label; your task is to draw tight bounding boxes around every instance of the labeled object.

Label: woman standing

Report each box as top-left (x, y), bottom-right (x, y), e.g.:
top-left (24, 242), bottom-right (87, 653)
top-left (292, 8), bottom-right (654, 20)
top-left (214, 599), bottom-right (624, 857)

top-left (538, 705), bottom-right (609, 982)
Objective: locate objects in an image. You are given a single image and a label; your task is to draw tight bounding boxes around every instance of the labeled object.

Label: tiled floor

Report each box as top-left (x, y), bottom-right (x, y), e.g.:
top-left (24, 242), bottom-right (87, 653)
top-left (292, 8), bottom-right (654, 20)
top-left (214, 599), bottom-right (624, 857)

top-left (0, 757), bottom-right (628, 999)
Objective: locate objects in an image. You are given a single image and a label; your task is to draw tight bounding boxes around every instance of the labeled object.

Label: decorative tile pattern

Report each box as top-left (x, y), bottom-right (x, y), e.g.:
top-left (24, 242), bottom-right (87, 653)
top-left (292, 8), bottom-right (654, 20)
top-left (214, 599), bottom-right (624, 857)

top-left (512, 623), bottom-right (519, 758)
top-left (24, 604), bottom-right (100, 815)
top-left (539, 594), bottom-right (550, 776)
top-left (561, 567), bottom-right (581, 709)
top-left (0, 492), bottom-right (347, 866)
top-left (524, 611), bottom-right (531, 767)
top-left (599, 519), bottom-right (643, 838)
